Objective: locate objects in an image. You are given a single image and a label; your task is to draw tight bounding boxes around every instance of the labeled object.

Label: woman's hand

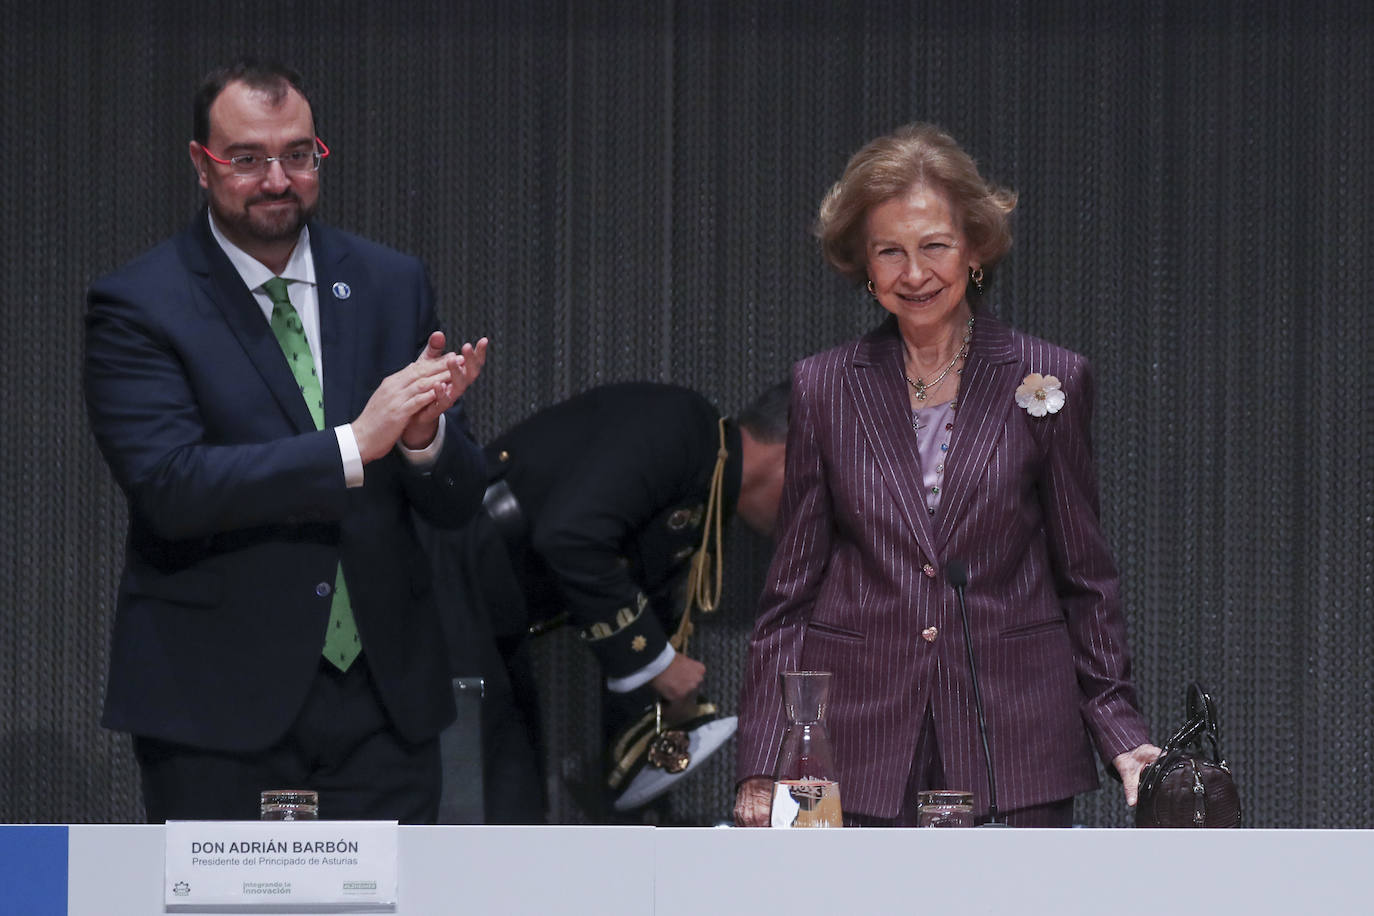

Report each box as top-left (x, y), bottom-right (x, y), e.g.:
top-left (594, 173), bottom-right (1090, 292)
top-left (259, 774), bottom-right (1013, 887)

top-left (733, 776), bottom-right (774, 827)
top-left (1112, 743), bottom-right (1163, 807)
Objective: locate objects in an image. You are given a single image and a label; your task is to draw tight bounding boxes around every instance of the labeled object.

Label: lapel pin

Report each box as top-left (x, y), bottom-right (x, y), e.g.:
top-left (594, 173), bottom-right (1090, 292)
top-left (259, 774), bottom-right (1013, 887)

top-left (332, 281), bottom-right (351, 300)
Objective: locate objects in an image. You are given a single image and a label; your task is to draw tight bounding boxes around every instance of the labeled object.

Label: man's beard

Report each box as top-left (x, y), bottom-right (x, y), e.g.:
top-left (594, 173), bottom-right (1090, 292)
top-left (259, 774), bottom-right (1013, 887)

top-left (212, 190), bottom-right (317, 245)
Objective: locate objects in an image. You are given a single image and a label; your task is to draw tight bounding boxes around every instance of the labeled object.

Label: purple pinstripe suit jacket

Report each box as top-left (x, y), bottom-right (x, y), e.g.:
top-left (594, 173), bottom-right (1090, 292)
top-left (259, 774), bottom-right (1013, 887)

top-left (736, 313), bottom-right (1151, 819)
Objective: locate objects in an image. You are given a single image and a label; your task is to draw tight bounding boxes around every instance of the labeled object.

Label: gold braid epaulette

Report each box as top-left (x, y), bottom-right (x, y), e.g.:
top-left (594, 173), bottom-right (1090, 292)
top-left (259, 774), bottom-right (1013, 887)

top-left (669, 417), bottom-right (728, 657)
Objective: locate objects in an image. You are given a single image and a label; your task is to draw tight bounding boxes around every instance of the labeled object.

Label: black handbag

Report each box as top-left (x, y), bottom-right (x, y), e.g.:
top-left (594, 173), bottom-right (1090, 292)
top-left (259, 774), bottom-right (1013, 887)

top-left (1135, 682), bottom-right (1242, 827)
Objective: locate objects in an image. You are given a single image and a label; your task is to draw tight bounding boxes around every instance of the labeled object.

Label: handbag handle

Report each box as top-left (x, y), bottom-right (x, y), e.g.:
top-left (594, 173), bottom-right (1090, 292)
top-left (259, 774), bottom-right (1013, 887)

top-left (1163, 681), bottom-right (1223, 761)
top-left (1185, 682), bottom-right (1219, 734)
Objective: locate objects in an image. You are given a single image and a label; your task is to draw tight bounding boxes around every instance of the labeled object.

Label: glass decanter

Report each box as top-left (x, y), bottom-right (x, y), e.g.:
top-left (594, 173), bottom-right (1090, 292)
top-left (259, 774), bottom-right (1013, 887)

top-left (771, 670), bottom-right (843, 828)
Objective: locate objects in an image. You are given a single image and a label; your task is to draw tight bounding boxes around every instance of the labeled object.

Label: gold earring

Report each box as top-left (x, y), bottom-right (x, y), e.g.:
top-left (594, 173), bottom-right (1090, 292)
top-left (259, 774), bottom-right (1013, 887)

top-left (866, 279), bottom-right (877, 298)
top-left (970, 267), bottom-right (985, 293)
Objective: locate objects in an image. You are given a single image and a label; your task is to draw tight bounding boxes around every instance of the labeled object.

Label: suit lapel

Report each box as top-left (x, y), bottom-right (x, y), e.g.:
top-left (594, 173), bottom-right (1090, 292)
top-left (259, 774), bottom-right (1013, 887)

top-left (309, 224), bottom-right (360, 427)
top-left (935, 314), bottom-right (1020, 546)
top-left (179, 214), bottom-right (318, 433)
top-left (844, 318), bottom-right (940, 563)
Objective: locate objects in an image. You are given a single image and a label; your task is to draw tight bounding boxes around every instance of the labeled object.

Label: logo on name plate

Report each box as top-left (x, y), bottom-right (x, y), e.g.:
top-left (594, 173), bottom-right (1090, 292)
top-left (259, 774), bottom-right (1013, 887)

top-left (172, 881), bottom-right (191, 897)
top-left (332, 281), bottom-right (351, 300)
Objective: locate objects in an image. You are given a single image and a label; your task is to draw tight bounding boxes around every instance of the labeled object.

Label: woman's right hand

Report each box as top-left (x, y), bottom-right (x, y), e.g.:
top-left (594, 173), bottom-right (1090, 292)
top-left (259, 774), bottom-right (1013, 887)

top-left (733, 776), bottom-right (774, 827)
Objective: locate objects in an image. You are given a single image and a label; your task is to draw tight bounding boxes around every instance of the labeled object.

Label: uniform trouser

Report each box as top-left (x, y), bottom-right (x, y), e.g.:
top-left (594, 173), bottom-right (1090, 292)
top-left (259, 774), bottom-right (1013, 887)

top-left (426, 514), bottom-right (548, 824)
top-left (479, 635), bottom-right (548, 823)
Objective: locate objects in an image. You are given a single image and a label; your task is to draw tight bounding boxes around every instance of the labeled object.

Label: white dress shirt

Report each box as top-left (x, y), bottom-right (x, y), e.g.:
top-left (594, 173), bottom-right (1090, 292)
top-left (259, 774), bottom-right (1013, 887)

top-left (207, 211), bottom-right (444, 486)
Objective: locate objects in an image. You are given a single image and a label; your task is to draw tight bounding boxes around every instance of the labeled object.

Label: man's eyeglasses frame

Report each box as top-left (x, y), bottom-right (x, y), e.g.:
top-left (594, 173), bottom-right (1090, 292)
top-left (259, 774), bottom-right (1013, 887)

top-left (196, 137), bottom-right (330, 177)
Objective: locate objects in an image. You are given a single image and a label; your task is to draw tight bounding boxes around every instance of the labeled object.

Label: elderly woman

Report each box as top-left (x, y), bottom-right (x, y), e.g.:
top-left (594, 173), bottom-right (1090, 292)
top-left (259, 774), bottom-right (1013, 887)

top-left (733, 124), bottom-right (1159, 827)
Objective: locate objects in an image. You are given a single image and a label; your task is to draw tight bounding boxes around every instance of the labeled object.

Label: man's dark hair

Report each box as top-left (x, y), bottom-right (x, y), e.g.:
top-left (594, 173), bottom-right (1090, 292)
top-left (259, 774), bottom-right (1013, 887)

top-left (736, 380), bottom-right (790, 444)
top-left (193, 57), bottom-right (312, 144)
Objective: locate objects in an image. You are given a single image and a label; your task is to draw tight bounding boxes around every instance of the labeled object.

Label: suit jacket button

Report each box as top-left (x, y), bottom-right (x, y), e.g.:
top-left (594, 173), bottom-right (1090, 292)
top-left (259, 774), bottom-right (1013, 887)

top-left (923, 563), bottom-right (936, 578)
top-left (316, 582), bottom-right (332, 597)
top-left (922, 626), bottom-right (938, 642)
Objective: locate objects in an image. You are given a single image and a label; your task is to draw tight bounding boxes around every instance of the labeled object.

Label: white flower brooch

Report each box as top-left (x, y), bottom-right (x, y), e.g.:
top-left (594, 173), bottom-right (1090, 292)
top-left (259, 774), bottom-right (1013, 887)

top-left (1015, 373), bottom-right (1065, 417)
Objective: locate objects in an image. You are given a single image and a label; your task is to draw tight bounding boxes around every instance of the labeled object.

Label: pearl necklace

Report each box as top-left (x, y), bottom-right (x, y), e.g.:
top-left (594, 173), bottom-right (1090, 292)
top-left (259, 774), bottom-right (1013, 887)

top-left (904, 317), bottom-right (975, 402)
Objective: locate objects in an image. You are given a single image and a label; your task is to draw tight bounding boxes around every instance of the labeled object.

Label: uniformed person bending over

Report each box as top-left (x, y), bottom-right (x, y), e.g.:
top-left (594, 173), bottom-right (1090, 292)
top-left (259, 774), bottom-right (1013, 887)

top-left (426, 381), bottom-right (788, 823)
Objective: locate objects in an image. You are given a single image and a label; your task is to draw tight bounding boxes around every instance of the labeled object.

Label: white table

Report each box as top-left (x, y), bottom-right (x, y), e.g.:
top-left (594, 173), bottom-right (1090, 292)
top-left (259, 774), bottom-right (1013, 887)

top-left (29, 825), bottom-right (1370, 914)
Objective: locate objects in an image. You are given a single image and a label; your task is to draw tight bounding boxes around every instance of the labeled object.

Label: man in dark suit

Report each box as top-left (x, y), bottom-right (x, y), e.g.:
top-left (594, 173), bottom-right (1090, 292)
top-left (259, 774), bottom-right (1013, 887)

top-left (84, 58), bottom-right (489, 823)
top-left (426, 382), bottom-right (788, 822)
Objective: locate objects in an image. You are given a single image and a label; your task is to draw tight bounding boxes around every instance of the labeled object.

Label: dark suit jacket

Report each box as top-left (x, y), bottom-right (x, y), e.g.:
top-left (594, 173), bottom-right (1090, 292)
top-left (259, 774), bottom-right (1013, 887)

top-left (84, 212), bottom-right (485, 753)
top-left (736, 314), bottom-right (1150, 819)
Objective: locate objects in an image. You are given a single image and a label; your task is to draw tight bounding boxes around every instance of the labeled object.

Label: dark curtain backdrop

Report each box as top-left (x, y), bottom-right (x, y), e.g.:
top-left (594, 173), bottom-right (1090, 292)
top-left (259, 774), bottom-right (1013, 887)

top-left (2, 0), bottom-right (1370, 827)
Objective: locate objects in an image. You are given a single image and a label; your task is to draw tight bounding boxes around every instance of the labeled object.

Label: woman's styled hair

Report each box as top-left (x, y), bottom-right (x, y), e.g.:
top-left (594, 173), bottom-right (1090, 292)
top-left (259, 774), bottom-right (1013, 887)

top-left (815, 123), bottom-right (1018, 286)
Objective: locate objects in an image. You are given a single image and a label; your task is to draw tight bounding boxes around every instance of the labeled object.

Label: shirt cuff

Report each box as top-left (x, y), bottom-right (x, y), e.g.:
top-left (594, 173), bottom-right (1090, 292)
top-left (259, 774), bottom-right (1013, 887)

top-left (605, 643), bottom-right (676, 694)
top-left (335, 425), bottom-right (364, 488)
top-left (397, 413), bottom-right (447, 466)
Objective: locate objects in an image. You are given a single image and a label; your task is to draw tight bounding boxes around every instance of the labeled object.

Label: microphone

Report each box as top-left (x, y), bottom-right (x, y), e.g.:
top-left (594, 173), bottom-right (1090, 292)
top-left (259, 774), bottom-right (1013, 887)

top-left (946, 559), bottom-right (1005, 826)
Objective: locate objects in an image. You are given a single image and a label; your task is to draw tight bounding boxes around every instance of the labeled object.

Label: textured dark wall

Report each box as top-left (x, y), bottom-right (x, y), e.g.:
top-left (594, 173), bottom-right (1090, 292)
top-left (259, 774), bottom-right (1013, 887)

top-left (2, 0), bottom-right (1370, 827)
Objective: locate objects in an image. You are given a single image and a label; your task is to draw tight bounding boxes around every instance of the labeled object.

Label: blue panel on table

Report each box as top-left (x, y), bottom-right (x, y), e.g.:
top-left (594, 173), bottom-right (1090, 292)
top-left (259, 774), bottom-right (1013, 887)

top-left (0, 825), bottom-right (68, 916)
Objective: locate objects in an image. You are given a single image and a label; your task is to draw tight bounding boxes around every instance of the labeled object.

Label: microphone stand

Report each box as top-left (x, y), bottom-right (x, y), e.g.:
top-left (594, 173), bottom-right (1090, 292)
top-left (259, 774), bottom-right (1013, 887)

top-left (947, 560), bottom-right (1006, 827)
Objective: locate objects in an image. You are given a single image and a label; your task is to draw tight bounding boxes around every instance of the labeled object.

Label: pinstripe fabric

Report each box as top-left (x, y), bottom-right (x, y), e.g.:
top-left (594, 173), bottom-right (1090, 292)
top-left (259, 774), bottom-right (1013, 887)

top-left (736, 312), bottom-right (1150, 820)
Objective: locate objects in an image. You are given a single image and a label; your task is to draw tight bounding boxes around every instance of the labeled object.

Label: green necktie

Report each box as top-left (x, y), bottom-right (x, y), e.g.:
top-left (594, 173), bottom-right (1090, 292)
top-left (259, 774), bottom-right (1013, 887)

top-left (263, 276), bottom-right (361, 672)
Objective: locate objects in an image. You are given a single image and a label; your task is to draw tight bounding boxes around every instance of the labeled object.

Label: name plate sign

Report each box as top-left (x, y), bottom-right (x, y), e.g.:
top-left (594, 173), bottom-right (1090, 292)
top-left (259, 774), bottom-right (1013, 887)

top-left (164, 820), bottom-right (397, 910)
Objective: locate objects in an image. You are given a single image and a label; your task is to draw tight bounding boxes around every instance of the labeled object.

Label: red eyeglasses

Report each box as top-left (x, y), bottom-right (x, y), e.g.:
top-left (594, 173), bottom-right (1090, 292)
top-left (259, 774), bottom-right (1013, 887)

top-left (198, 137), bottom-right (330, 177)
